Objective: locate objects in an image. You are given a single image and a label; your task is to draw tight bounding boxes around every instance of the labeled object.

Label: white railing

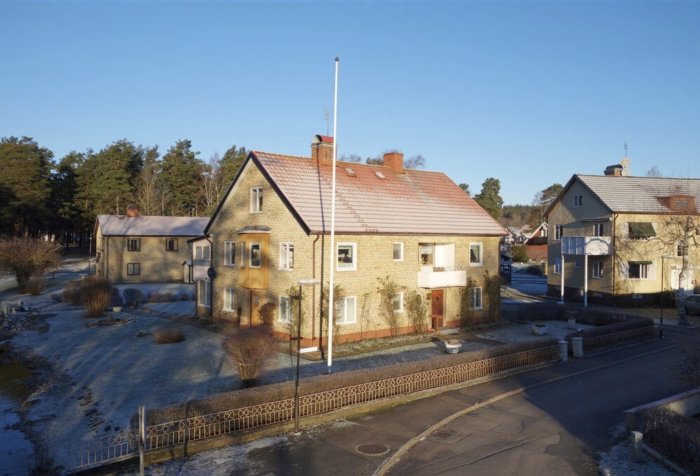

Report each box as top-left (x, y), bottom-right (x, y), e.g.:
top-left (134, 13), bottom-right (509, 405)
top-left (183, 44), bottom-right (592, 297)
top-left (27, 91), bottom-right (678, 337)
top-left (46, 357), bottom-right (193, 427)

top-left (417, 266), bottom-right (467, 288)
top-left (562, 236), bottom-right (613, 256)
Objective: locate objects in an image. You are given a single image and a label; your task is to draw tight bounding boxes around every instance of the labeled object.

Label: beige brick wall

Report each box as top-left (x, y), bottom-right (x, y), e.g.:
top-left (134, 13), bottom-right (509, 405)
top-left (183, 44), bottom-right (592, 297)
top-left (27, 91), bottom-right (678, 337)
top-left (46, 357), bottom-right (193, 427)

top-left (204, 159), bottom-right (503, 342)
top-left (96, 232), bottom-right (194, 283)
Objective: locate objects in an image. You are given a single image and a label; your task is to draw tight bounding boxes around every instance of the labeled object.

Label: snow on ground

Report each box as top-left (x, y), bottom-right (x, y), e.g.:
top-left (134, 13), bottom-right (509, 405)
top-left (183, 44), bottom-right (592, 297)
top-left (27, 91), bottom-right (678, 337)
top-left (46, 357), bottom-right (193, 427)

top-left (477, 320), bottom-right (594, 344)
top-left (0, 394), bottom-right (33, 476)
top-left (598, 441), bottom-right (676, 476)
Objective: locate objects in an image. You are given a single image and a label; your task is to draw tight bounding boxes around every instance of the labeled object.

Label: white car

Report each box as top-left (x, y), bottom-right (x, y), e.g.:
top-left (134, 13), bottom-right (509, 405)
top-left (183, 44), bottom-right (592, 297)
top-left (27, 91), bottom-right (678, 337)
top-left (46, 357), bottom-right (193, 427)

top-left (685, 294), bottom-right (700, 315)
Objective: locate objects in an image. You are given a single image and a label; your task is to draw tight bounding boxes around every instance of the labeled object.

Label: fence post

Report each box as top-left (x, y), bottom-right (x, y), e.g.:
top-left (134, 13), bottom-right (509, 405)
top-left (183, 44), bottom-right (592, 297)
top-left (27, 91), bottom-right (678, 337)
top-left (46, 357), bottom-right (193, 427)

top-left (139, 405), bottom-right (145, 476)
top-left (558, 341), bottom-right (568, 362)
top-left (630, 431), bottom-right (643, 461)
top-left (572, 337), bottom-right (584, 358)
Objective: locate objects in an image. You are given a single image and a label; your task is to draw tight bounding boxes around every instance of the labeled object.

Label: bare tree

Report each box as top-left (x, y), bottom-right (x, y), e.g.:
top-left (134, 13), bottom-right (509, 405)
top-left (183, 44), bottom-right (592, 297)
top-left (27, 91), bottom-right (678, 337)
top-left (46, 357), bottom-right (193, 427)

top-left (404, 154), bottom-right (426, 169)
top-left (200, 153), bottom-right (224, 215)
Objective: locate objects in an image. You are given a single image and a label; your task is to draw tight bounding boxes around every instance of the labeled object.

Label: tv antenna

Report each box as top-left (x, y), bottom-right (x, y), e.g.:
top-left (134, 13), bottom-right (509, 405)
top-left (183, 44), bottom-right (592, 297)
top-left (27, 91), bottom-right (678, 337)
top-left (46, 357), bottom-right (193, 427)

top-left (324, 106), bottom-right (331, 136)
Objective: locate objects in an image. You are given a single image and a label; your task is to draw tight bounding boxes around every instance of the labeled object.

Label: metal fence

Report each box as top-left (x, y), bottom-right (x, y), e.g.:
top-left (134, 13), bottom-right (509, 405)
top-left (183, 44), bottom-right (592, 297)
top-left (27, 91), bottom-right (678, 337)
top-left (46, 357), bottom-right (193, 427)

top-left (68, 343), bottom-right (559, 472)
top-left (583, 326), bottom-right (655, 351)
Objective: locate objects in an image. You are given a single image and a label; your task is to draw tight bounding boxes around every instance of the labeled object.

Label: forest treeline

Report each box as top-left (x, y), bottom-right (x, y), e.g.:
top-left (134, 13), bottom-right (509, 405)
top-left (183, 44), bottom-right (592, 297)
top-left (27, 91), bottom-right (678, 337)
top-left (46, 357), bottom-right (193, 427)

top-left (0, 136), bottom-right (247, 244)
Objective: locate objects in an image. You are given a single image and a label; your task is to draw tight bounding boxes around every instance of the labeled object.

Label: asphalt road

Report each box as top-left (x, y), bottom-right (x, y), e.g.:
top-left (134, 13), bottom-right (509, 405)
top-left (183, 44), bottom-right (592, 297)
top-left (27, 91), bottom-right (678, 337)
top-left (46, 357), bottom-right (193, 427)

top-left (235, 333), bottom-right (690, 476)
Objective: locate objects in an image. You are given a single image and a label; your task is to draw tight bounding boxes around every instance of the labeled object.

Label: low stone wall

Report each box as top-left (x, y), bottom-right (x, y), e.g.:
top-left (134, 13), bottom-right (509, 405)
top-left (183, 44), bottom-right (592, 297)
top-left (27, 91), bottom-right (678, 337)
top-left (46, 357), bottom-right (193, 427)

top-left (625, 388), bottom-right (700, 431)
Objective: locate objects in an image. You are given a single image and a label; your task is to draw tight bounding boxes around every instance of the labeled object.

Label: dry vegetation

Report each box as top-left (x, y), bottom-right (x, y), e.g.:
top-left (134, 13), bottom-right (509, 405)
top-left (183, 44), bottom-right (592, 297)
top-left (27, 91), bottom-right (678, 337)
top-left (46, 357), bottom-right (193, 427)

top-left (63, 276), bottom-right (113, 317)
top-left (153, 328), bottom-right (185, 344)
top-left (0, 238), bottom-right (60, 293)
top-left (222, 327), bottom-right (277, 387)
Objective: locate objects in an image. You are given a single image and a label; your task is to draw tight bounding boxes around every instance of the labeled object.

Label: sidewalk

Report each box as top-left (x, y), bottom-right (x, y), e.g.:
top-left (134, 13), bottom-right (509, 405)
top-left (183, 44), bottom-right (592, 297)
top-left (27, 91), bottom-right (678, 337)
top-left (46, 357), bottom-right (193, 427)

top-left (145, 334), bottom-right (685, 476)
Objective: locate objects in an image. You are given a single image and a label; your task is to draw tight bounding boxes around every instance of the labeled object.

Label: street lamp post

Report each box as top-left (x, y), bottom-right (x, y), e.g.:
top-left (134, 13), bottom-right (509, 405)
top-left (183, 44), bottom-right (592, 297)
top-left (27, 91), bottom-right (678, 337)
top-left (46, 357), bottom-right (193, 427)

top-left (293, 278), bottom-right (320, 431)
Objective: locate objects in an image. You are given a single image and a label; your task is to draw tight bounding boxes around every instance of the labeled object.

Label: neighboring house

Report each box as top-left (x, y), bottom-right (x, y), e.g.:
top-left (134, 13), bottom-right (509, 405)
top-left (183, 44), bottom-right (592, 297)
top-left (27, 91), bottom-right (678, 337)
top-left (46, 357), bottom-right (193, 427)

top-left (95, 207), bottom-right (209, 283)
top-left (545, 168), bottom-right (700, 305)
top-left (524, 222), bottom-right (548, 261)
top-left (194, 135), bottom-right (506, 346)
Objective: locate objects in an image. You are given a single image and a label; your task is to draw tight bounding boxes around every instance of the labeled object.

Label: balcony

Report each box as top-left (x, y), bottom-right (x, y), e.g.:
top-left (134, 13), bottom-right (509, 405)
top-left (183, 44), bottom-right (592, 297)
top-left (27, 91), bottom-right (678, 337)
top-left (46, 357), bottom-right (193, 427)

top-left (417, 266), bottom-right (467, 289)
top-left (192, 258), bottom-right (212, 280)
top-left (561, 236), bottom-right (613, 256)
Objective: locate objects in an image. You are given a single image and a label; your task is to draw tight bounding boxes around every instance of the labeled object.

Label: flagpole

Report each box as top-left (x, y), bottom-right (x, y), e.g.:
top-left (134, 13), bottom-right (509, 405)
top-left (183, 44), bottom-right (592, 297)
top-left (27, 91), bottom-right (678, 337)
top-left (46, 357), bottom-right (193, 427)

top-left (327, 57), bottom-right (339, 374)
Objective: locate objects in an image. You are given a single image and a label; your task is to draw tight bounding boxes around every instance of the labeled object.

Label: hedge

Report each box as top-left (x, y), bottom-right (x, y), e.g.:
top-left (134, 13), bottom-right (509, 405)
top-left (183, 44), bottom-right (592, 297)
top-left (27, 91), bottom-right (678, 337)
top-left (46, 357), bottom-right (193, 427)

top-left (639, 407), bottom-right (700, 475)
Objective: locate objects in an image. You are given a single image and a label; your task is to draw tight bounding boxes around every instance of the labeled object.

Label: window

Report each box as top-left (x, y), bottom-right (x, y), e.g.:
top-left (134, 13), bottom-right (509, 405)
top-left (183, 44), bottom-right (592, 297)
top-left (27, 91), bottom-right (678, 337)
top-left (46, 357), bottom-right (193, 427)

top-left (224, 241), bottom-right (236, 266)
top-left (575, 258), bottom-right (581, 268)
top-left (629, 262), bottom-right (650, 279)
top-left (278, 296), bottom-right (291, 324)
top-left (470, 287), bottom-right (483, 310)
top-left (392, 293), bottom-right (404, 313)
top-left (594, 223), bottom-right (605, 237)
top-left (250, 187), bottom-right (263, 213)
top-left (392, 242), bottom-right (403, 261)
top-left (574, 195), bottom-right (583, 207)
top-left (337, 243), bottom-right (357, 271)
top-left (469, 243), bottom-right (483, 266)
top-left (419, 244), bottom-right (434, 265)
top-left (165, 238), bottom-right (178, 251)
top-left (195, 244), bottom-right (211, 260)
top-left (628, 222), bottom-right (656, 240)
top-left (197, 280), bottom-right (211, 307)
top-left (127, 263), bottom-right (140, 275)
top-left (127, 238), bottom-right (140, 252)
top-left (592, 261), bottom-right (604, 279)
top-left (677, 241), bottom-right (687, 257)
top-left (336, 296), bottom-right (357, 324)
top-left (239, 242), bottom-right (246, 268)
top-left (250, 243), bottom-right (261, 268)
top-left (223, 288), bottom-right (235, 311)
top-left (280, 243), bottom-right (294, 270)
top-left (555, 225), bottom-right (563, 240)
top-left (553, 257), bottom-right (562, 275)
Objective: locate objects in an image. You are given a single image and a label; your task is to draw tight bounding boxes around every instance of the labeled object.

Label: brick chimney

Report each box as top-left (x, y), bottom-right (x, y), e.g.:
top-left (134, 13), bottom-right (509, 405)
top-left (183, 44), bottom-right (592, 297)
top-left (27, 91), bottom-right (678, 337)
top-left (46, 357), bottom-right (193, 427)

top-left (383, 152), bottom-right (404, 174)
top-left (126, 205), bottom-right (139, 217)
top-left (311, 135), bottom-right (334, 166)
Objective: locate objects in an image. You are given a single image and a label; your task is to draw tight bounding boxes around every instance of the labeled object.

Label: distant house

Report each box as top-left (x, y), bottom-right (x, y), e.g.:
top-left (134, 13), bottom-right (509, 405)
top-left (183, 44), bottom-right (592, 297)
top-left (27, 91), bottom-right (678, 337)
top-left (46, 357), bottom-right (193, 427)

top-left (192, 135), bottom-right (506, 346)
top-left (95, 207), bottom-right (209, 283)
top-left (545, 167), bottom-right (700, 305)
top-left (524, 222), bottom-right (548, 261)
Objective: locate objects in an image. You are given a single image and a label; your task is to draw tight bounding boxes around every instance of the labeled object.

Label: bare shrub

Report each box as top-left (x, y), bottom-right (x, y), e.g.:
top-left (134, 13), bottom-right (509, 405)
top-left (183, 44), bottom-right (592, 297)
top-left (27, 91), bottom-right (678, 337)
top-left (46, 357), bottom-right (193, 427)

top-left (223, 328), bottom-right (277, 388)
top-left (675, 331), bottom-right (700, 387)
top-left (123, 288), bottom-right (145, 307)
top-left (258, 301), bottom-right (277, 328)
top-left (0, 238), bottom-right (60, 293)
top-left (405, 290), bottom-right (428, 334)
top-left (484, 270), bottom-right (501, 322)
top-left (640, 407), bottom-right (700, 475)
top-left (377, 276), bottom-right (401, 337)
top-left (25, 276), bottom-right (46, 295)
top-left (153, 328), bottom-right (185, 344)
top-left (62, 281), bottom-right (83, 305)
top-left (81, 276), bottom-right (113, 317)
top-left (148, 292), bottom-right (177, 303)
top-left (321, 284), bottom-right (344, 346)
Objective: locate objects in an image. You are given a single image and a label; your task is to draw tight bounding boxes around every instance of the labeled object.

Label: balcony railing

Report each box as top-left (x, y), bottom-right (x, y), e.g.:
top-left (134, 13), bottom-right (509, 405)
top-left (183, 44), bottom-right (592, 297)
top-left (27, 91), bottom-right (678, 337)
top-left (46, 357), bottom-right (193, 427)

top-left (192, 259), bottom-right (211, 281)
top-left (417, 266), bottom-right (467, 288)
top-left (561, 236), bottom-right (613, 256)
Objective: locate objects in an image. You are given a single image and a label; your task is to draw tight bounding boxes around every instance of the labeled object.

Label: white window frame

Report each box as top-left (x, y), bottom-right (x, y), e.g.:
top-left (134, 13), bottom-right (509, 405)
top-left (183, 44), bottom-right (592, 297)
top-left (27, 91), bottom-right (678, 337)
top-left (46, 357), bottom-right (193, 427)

top-left (249, 242), bottom-right (262, 268)
top-left (223, 288), bottom-right (235, 311)
top-left (337, 243), bottom-right (357, 271)
top-left (127, 238), bottom-right (141, 252)
top-left (197, 280), bottom-right (211, 307)
top-left (470, 287), bottom-right (483, 310)
top-left (594, 223), bottom-right (605, 237)
top-left (574, 195), bottom-right (583, 207)
top-left (250, 187), bottom-right (263, 213)
top-left (469, 242), bottom-right (483, 267)
top-left (392, 292), bottom-right (404, 313)
top-left (592, 261), bottom-right (604, 279)
top-left (195, 244), bottom-right (211, 260)
top-left (392, 242), bottom-right (404, 262)
top-left (628, 262), bottom-right (650, 280)
top-left (553, 257), bottom-right (562, 275)
top-left (279, 242), bottom-right (294, 271)
top-left (165, 238), bottom-right (178, 252)
top-left (336, 296), bottom-right (357, 324)
top-left (555, 225), bottom-right (563, 240)
top-left (224, 241), bottom-right (236, 266)
top-left (278, 295), bottom-right (291, 324)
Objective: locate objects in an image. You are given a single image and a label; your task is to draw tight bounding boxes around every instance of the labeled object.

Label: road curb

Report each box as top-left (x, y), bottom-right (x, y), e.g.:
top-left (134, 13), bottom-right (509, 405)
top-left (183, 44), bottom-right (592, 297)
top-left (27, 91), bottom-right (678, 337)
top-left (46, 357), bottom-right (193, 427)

top-left (374, 343), bottom-right (675, 476)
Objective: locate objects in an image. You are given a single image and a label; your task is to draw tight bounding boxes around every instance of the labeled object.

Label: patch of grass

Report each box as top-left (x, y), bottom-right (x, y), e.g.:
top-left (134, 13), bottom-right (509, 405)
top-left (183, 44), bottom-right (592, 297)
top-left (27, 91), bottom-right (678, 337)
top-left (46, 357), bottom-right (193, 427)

top-left (153, 328), bottom-right (185, 344)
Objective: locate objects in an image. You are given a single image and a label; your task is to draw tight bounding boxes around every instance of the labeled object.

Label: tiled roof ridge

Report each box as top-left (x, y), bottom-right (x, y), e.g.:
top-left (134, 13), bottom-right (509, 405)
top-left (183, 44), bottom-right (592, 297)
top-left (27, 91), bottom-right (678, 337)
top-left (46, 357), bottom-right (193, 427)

top-left (576, 173), bottom-right (700, 182)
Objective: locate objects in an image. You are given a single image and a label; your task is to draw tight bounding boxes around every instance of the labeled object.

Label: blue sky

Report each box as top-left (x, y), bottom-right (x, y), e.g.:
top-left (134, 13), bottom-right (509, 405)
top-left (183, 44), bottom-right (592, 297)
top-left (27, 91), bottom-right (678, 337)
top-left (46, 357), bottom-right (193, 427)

top-left (2, 1), bottom-right (699, 205)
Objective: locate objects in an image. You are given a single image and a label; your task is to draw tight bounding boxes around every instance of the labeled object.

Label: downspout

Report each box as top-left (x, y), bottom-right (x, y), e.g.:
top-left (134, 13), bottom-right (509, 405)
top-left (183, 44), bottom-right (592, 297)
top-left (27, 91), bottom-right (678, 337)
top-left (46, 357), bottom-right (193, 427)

top-left (311, 234), bottom-right (320, 345)
top-left (105, 236), bottom-right (109, 282)
top-left (318, 232), bottom-right (325, 359)
top-left (206, 234), bottom-right (213, 318)
top-left (611, 214), bottom-right (616, 307)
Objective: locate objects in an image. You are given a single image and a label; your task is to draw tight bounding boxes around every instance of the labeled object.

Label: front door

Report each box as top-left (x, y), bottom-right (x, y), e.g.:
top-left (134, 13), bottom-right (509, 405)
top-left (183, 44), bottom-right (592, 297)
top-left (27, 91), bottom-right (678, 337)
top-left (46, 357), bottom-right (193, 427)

top-left (431, 289), bottom-right (444, 329)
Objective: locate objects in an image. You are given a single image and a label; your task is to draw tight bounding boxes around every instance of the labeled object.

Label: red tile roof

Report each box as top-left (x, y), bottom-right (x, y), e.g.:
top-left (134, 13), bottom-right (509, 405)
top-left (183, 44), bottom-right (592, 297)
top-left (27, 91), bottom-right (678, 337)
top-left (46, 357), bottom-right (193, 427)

top-left (252, 151), bottom-right (506, 236)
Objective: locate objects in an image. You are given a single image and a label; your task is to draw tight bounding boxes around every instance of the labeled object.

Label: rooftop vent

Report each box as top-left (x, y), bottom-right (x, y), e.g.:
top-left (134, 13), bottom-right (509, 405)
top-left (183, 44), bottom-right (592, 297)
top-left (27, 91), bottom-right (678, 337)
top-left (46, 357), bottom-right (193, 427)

top-left (344, 167), bottom-right (356, 177)
top-left (374, 171), bottom-right (386, 179)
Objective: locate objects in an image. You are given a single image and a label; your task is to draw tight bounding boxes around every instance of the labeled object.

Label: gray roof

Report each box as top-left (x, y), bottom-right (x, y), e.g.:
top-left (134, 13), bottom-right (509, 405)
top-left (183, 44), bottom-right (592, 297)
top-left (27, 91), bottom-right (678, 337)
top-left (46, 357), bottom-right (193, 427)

top-left (250, 152), bottom-right (506, 236)
top-left (97, 215), bottom-right (209, 237)
top-left (576, 175), bottom-right (700, 213)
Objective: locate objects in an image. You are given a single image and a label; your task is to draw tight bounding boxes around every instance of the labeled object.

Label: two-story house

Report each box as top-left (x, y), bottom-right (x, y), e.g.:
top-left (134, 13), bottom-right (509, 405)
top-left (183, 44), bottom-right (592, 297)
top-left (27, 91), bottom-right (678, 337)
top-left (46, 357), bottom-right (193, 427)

top-left (95, 207), bottom-right (209, 283)
top-left (545, 167), bottom-right (700, 305)
top-left (193, 135), bottom-right (505, 346)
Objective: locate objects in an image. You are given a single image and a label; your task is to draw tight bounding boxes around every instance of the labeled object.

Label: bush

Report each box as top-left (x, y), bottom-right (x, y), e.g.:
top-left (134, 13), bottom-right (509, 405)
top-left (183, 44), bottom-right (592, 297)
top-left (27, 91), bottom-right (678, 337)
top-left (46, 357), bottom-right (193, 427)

top-left (258, 302), bottom-right (276, 328)
top-left (111, 288), bottom-right (123, 307)
top-left (222, 327), bottom-right (277, 388)
top-left (511, 245), bottom-right (528, 263)
top-left (50, 293), bottom-right (62, 304)
top-left (377, 276), bottom-right (401, 337)
top-left (148, 292), bottom-right (177, 303)
top-left (0, 238), bottom-right (60, 293)
top-left (405, 290), bottom-right (428, 334)
top-left (81, 276), bottom-right (113, 317)
top-left (123, 288), bottom-right (145, 307)
top-left (148, 338), bottom-right (558, 425)
top-left (25, 276), bottom-right (46, 295)
top-left (153, 328), bottom-right (185, 344)
top-left (62, 281), bottom-right (83, 305)
top-left (639, 408), bottom-right (700, 475)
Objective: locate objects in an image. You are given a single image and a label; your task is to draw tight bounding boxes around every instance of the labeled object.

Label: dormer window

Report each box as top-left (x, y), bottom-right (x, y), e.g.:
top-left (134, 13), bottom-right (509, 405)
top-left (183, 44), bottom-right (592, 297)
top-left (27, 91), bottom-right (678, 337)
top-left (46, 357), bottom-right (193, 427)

top-left (666, 194), bottom-right (695, 212)
top-left (250, 187), bottom-right (263, 213)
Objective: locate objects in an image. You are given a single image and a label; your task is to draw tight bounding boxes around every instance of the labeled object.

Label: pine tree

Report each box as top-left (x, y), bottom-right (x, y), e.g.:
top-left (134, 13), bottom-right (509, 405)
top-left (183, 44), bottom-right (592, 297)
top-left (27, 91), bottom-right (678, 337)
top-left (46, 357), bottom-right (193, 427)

top-left (159, 139), bottom-right (204, 216)
top-left (474, 177), bottom-right (504, 220)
